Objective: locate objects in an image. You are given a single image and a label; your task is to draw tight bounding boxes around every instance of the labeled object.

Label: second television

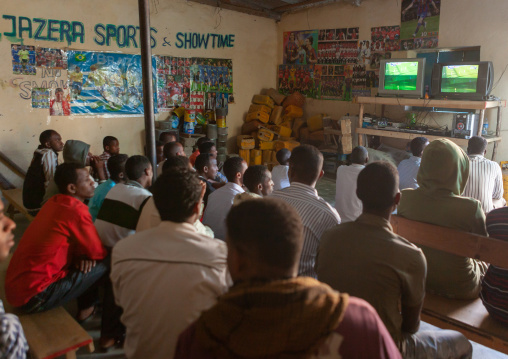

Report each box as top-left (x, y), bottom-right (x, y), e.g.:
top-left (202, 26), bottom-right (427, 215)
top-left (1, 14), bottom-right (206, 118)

top-left (378, 58), bottom-right (426, 98)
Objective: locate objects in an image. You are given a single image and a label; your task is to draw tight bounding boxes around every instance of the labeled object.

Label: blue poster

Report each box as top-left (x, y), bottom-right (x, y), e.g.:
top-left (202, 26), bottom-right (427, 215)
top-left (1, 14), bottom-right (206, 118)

top-left (67, 51), bottom-right (156, 115)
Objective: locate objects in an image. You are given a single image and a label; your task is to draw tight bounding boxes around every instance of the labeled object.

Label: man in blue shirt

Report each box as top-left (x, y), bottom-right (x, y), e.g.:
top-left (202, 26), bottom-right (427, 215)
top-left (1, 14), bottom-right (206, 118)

top-left (397, 137), bottom-right (429, 190)
top-left (89, 154), bottom-right (128, 221)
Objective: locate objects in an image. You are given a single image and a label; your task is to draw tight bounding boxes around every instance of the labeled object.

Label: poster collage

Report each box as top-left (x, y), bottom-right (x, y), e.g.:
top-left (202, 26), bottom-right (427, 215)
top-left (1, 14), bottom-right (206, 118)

top-left (279, 0), bottom-right (440, 101)
top-left (9, 44), bottom-right (233, 116)
top-left (155, 57), bottom-right (233, 114)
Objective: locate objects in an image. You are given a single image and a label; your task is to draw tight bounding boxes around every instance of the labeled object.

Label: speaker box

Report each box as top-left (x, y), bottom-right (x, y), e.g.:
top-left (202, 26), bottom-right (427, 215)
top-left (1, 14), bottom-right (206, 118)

top-left (452, 114), bottom-right (479, 139)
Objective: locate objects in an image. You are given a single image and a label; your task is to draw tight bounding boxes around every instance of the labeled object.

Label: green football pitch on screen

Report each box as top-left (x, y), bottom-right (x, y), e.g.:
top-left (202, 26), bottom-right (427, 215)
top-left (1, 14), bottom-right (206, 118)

top-left (384, 62), bottom-right (418, 91)
top-left (441, 65), bottom-right (479, 93)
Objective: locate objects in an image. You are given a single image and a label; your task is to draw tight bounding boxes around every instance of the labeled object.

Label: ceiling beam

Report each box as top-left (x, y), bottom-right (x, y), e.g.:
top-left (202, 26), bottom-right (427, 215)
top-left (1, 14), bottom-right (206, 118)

top-left (187, 0), bottom-right (281, 20)
top-left (273, 0), bottom-right (345, 14)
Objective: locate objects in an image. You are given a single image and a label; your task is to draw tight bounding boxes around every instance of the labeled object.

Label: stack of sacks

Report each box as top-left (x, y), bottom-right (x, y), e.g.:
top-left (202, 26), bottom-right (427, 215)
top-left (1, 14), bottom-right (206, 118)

top-left (239, 89), bottom-right (302, 169)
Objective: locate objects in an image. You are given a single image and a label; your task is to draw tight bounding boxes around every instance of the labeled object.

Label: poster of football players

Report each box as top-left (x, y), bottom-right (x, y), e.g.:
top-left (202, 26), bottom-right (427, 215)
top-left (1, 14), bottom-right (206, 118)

top-left (36, 48), bottom-right (68, 69)
top-left (317, 28), bottom-right (359, 65)
top-left (400, 0), bottom-right (440, 49)
top-left (283, 30), bottom-right (318, 65)
top-left (11, 44), bottom-right (36, 75)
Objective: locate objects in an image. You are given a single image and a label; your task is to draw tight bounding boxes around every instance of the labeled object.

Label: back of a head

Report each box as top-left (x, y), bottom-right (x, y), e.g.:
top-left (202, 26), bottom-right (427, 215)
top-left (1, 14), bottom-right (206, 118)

top-left (39, 130), bottom-right (56, 146)
top-left (486, 208), bottom-right (508, 239)
top-left (417, 139), bottom-right (469, 194)
top-left (63, 140), bottom-right (90, 165)
top-left (125, 155), bottom-right (150, 181)
top-left (162, 156), bottom-right (190, 173)
top-left (223, 157), bottom-right (245, 182)
top-left (152, 168), bottom-right (201, 222)
top-left (350, 146), bottom-right (368, 164)
top-left (289, 145), bottom-right (323, 185)
top-left (357, 162), bottom-right (399, 211)
top-left (467, 136), bottom-right (487, 155)
top-left (54, 162), bottom-right (84, 194)
top-left (163, 141), bottom-right (182, 159)
top-left (243, 165), bottom-right (269, 193)
top-left (159, 131), bottom-right (176, 143)
top-left (195, 153), bottom-right (212, 172)
top-left (196, 137), bottom-right (211, 149)
top-left (226, 198), bottom-right (303, 274)
top-left (107, 154), bottom-right (129, 183)
top-left (410, 137), bottom-right (429, 157)
top-left (276, 148), bottom-right (291, 165)
top-left (198, 141), bottom-right (215, 154)
top-left (103, 136), bottom-right (118, 149)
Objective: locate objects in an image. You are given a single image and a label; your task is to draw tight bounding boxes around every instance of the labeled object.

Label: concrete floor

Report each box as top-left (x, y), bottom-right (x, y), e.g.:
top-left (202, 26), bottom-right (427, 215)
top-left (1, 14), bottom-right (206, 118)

top-left (3, 188), bottom-right (508, 358)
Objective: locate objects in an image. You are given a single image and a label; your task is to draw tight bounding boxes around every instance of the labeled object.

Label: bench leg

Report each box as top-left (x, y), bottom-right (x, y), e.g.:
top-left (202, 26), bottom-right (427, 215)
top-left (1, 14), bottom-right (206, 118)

top-left (65, 350), bottom-right (77, 359)
top-left (87, 341), bottom-right (95, 353)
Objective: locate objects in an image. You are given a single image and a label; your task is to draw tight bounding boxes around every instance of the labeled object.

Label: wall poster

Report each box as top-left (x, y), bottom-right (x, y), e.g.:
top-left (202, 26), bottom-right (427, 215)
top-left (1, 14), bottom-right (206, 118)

top-left (400, 0), bottom-right (440, 50)
top-left (67, 51), bottom-right (155, 115)
top-left (283, 30), bottom-right (318, 65)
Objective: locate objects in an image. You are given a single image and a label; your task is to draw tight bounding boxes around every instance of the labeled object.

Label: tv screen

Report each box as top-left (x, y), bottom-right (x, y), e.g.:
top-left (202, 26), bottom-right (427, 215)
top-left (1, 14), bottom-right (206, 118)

top-left (383, 61), bottom-right (419, 91)
top-left (441, 65), bottom-right (479, 93)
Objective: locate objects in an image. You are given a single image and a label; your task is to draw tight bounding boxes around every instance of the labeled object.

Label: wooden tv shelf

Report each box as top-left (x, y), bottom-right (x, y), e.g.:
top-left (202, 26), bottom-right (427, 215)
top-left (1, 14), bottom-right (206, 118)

top-left (356, 97), bottom-right (505, 160)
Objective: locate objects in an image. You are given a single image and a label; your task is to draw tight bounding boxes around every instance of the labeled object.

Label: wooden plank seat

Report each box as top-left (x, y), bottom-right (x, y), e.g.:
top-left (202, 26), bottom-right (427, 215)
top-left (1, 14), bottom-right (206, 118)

top-left (1, 188), bottom-right (33, 221)
top-left (0, 257), bottom-right (94, 359)
top-left (390, 215), bottom-right (508, 354)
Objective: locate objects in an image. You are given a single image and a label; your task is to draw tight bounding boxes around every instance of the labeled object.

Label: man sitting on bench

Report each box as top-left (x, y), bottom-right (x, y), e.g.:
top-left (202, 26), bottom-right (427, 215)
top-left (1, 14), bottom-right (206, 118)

top-left (317, 162), bottom-right (472, 358)
top-left (6, 163), bottom-right (108, 321)
top-left (398, 139), bottom-right (488, 299)
top-left (174, 198), bottom-right (401, 358)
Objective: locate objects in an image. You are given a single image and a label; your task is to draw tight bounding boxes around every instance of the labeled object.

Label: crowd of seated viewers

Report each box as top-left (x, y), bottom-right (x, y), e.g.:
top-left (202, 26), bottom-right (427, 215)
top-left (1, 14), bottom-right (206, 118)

top-left (1, 129), bottom-right (507, 358)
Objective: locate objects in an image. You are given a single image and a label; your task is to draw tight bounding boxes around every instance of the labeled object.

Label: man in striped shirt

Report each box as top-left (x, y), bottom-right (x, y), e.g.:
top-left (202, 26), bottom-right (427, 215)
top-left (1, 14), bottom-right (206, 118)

top-left (462, 136), bottom-right (505, 213)
top-left (271, 145), bottom-right (340, 278)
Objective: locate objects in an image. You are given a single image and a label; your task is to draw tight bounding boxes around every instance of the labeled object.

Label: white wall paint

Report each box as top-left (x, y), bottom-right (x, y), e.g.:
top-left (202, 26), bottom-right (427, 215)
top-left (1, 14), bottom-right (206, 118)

top-left (0, 0), bottom-right (277, 186)
top-left (278, 0), bottom-right (508, 158)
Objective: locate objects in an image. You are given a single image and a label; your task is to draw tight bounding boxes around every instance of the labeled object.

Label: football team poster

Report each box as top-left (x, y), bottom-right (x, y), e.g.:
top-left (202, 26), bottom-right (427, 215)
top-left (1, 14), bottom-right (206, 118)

top-left (67, 51), bottom-right (156, 115)
top-left (400, 0), bottom-right (440, 50)
top-left (283, 30), bottom-right (319, 65)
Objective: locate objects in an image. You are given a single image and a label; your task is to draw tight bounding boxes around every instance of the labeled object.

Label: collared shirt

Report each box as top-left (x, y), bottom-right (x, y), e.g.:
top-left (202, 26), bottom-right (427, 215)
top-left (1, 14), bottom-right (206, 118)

top-left (111, 221), bottom-right (229, 359)
top-left (316, 213), bottom-right (426, 345)
top-left (202, 182), bottom-right (244, 240)
top-left (95, 180), bottom-right (152, 247)
top-left (6, 194), bottom-right (107, 307)
top-left (397, 156), bottom-right (421, 190)
top-left (271, 165), bottom-right (290, 191)
top-left (335, 164), bottom-right (364, 222)
top-left (88, 178), bottom-right (116, 222)
top-left (463, 154), bottom-right (505, 213)
top-left (271, 182), bottom-right (341, 278)
top-left (0, 300), bottom-right (28, 358)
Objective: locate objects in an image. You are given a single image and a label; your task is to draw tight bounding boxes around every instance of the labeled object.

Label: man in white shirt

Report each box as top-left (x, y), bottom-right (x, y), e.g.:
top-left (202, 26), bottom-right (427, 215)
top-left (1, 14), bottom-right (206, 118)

top-left (271, 145), bottom-right (340, 278)
top-left (202, 157), bottom-right (248, 240)
top-left (335, 146), bottom-right (368, 222)
top-left (272, 148), bottom-right (291, 191)
top-left (397, 137), bottom-right (429, 190)
top-left (463, 136), bottom-right (505, 213)
top-left (111, 168), bottom-right (229, 359)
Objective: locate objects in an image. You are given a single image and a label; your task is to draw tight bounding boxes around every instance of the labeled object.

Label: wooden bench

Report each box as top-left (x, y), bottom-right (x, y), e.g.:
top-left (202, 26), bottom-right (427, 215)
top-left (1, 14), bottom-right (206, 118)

top-left (1, 188), bottom-right (33, 222)
top-left (390, 215), bottom-right (508, 354)
top-left (0, 260), bottom-right (95, 359)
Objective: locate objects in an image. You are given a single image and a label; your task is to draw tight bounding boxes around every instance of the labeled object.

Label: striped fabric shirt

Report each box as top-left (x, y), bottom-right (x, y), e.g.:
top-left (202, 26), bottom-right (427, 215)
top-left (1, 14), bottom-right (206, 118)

top-left (95, 180), bottom-right (152, 248)
top-left (462, 155), bottom-right (505, 214)
top-left (480, 207), bottom-right (508, 324)
top-left (0, 300), bottom-right (28, 359)
top-left (271, 182), bottom-right (341, 278)
top-left (99, 151), bottom-right (112, 179)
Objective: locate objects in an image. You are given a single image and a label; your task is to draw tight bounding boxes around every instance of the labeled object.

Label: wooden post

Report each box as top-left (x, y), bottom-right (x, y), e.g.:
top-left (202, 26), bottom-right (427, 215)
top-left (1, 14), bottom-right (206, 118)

top-left (358, 103), bottom-right (365, 146)
top-left (138, 0), bottom-right (157, 177)
top-left (492, 107), bottom-right (502, 161)
top-left (478, 109), bottom-right (485, 136)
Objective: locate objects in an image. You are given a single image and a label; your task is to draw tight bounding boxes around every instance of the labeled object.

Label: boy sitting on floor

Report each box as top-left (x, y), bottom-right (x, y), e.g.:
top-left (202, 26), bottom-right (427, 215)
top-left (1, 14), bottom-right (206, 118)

top-left (157, 142), bottom-right (186, 176)
top-left (233, 165), bottom-right (274, 205)
top-left (23, 129), bottom-right (64, 215)
top-left (99, 136), bottom-right (120, 179)
top-left (189, 137), bottom-right (211, 167)
top-left (195, 153), bottom-right (218, 207)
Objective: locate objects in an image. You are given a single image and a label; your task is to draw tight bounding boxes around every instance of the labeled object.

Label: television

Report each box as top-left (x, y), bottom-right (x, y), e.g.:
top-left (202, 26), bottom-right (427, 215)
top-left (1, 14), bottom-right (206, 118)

top-left (431, 62), bottom-right (494, 100)
top-left (378, 58), bottom-right (426, 98)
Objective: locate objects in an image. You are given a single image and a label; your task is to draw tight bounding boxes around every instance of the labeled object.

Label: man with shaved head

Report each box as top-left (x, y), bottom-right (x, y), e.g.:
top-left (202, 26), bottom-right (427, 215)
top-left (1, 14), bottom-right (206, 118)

top-left (335, 146), bottom-right (368, 222)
